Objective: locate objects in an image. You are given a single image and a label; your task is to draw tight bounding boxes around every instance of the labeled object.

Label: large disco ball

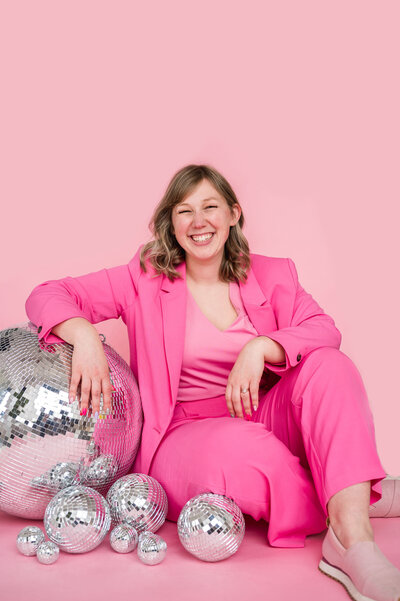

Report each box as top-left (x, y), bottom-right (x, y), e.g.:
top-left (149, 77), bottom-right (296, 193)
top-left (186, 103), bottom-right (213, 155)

top-left (44, 485), bottom-right (111, 553)
top-left (177, 493), bottom-right (245, 562)
top-left (0, 323), bottom-right (143, 518)
top-left (106, 473), bottom-right (168, 533)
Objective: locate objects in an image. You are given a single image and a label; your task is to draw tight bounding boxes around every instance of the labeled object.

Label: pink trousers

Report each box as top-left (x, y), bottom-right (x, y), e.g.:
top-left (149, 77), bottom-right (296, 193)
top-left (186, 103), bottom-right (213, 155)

top-left (149, 347), bottom-right (387, 547)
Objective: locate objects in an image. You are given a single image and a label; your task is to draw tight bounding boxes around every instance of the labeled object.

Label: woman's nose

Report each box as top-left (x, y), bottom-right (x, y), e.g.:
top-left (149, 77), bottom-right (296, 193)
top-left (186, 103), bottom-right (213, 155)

top-left (192, 211), bottom-right (207, 227)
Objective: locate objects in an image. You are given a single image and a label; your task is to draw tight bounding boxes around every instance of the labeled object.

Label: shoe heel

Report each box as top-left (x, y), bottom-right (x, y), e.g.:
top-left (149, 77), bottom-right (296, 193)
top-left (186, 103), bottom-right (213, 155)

top-left (319, 558), bottom-right (371, 601)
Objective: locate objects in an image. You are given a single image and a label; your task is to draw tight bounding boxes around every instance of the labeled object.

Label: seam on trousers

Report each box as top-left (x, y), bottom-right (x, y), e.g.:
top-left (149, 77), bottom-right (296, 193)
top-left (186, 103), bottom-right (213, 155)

top-left (298, 417), bottom-right (329, 509)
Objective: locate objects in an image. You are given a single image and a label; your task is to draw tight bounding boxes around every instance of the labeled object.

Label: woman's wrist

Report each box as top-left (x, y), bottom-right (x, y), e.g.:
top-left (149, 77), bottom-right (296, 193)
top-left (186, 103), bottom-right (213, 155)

top-left (257, 336), bottom-right (286, 365)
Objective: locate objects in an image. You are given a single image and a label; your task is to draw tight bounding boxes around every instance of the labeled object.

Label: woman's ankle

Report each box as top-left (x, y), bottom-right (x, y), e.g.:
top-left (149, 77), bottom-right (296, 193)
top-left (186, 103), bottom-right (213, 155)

top-left (328, 515), bottom-right (374, 549)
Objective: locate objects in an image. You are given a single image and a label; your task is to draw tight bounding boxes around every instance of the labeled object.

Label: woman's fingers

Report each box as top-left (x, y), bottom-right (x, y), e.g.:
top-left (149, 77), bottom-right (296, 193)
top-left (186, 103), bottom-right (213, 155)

top-left (250, 380), bottom-right (259, 412)
top-left (240, 387), bottom-right (252, 416)
top-left (79, 375), bottom-right (92, 416)
top-left (69, 373), bottom-right (80, 406)
top-left (231, 385), bottom-right (243, 418)
top-left (101, 378), bottom-right (113, 414)
top-left (90, 379), bottom-right (101, 416)
top-left (69, 375), bottom-right (113, 417)
top-left (226, 381), bottom-right (260, 419)
top-left (226, 382), bottom-right (252, 418)
top-left (225, 383), bottom-right (234, 416)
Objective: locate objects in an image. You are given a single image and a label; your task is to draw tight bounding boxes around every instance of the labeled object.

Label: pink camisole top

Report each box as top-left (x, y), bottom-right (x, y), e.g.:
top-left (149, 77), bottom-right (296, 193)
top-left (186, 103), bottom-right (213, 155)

top-left (176, 280), bottom-right (268, 402)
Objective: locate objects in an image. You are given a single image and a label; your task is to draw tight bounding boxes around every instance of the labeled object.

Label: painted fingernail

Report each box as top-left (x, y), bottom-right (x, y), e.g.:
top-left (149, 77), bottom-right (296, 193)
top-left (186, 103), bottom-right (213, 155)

top-left (82, 408), bottom-right (87, 416)
top-left (253, 404), bottom-right (257, 412)
top-left (106, 408), bottom-right (110, 415)
top-left (230, 412), bottom-right (234, 417)
top-left (69, 395), bottom-right (74, 404)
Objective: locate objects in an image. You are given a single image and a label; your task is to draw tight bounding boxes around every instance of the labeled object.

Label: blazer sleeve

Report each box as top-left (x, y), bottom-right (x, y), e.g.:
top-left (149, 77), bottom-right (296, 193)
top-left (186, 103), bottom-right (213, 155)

top-left (263, 258), bottom-right (342, 374)
top-left (25, 260), bottom-right (139, 345)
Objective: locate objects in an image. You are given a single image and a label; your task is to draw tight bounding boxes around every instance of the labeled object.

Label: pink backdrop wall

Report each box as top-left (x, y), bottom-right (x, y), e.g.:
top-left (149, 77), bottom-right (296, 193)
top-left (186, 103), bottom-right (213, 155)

top-left (1, 1), bottom-right (399, 474)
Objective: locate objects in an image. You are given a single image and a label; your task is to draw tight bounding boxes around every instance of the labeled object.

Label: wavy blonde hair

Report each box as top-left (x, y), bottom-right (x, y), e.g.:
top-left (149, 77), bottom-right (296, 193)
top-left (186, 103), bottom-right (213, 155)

top-left (140, 164), bottom-right (251, 282)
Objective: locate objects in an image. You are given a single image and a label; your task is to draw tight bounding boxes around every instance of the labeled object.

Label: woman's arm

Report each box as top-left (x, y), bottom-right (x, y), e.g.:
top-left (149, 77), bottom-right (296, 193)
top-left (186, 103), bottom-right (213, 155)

top-left (261, 257), bottom-right (342, 373)
top-left (25, 262), bottom-right (137, 344)
top-left (257, 336), bottom-right (286, 365)
top-left (51, 317), bottom-right (97, 345)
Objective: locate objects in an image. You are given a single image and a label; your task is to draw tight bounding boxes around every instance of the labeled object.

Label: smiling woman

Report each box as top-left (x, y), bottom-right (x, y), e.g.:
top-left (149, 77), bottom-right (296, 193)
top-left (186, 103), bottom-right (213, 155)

top-left (170, 179), bottom-right (241, 279)
top-left (25, 163), bottom-right (400, 601)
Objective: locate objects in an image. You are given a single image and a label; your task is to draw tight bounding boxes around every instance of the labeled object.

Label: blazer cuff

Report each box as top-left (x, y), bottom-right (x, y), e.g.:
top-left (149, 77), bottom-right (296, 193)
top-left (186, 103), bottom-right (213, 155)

top-left (32, 309), bottom-right (89, 345)
top-left (262, 332), bottom-right (303, 374)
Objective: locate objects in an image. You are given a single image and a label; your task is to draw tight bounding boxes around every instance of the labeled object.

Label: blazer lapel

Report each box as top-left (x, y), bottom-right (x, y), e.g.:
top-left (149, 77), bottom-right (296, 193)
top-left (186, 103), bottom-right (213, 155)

top-left (238, 265), bottom-right (278, 335)
top-left (160, 261), bottom-right (187, 406)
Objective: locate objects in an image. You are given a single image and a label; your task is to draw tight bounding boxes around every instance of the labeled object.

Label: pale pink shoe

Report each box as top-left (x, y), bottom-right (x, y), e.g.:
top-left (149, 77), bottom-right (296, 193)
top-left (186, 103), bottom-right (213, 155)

top-left (369, 476), bottom-right (400, 518)
top-left (319, 521), bottom-right (400, 601)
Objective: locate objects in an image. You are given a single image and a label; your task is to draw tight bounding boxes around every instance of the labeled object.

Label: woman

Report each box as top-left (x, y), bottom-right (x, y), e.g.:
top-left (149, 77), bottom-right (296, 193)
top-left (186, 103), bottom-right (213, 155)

top-left (26, 164), bottom-right (400, 600)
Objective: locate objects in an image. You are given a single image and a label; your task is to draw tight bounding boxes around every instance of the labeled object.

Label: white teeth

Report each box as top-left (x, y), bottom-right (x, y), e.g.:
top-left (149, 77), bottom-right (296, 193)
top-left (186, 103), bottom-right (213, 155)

top-left (191, 233), bottom-right (213, 242)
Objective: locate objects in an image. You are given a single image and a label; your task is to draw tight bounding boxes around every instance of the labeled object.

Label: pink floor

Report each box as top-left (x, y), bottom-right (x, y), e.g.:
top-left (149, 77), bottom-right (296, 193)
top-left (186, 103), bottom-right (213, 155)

top-left (1, 510), bottom-right (399, 601)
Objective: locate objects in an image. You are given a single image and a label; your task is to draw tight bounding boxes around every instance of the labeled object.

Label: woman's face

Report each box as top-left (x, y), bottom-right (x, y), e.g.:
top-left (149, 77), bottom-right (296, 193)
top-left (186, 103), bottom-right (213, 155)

top-left (171, 179), bottom-right (241, 267)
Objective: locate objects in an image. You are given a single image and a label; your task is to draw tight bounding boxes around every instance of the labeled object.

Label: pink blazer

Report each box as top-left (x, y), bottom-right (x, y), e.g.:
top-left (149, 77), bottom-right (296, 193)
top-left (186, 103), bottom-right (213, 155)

top-left (25, 245), bottom-right (342, 475)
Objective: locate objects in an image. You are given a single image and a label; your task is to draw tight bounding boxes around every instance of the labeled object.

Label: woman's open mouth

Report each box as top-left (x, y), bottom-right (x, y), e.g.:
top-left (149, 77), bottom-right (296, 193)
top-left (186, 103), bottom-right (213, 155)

top-left (189, 233), bottom-right (215, 245)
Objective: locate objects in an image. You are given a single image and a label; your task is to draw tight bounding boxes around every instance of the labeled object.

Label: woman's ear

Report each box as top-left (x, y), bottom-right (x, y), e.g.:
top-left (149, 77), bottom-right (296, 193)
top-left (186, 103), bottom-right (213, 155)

top-left (230, 203), bottom-right (241, 226)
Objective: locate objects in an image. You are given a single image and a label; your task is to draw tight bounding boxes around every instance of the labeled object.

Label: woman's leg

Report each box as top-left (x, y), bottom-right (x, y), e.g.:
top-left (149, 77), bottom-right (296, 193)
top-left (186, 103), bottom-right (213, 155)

top-left (149, 397), bottom-right (327, 547)
top-left (327, 481), bottom-right (374, 547)
top-left (252, 346), bottom-right (387, 548)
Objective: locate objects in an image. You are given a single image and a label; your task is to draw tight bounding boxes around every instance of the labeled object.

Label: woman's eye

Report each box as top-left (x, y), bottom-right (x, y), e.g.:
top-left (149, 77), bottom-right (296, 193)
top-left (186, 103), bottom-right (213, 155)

top-left (177, 205), bottom-right (216, 214)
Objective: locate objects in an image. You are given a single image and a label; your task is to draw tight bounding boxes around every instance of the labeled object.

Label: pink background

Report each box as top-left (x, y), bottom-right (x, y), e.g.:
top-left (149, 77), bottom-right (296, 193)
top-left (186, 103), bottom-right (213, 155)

top-left (1, 0), bottom-right (399, 487)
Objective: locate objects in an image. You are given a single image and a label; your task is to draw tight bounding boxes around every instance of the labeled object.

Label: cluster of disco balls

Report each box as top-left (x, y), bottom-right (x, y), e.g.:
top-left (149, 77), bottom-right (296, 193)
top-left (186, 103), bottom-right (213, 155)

top-left (16, 475), bottom-right (245, 565)
top-left (16, 475), bottom-right (169, 565)
top-left (2, 324), bottom-right (246, 565)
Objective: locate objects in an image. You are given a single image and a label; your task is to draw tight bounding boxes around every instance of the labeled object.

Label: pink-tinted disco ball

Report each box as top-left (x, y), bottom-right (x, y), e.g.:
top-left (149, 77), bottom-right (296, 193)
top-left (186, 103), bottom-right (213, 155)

top-left (0, 323), bottom-right (143, 519)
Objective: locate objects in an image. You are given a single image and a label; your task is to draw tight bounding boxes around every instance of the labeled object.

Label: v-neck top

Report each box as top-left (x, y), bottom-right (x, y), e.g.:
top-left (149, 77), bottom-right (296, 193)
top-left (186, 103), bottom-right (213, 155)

top-left (176, 280), bottom-right (266, 402)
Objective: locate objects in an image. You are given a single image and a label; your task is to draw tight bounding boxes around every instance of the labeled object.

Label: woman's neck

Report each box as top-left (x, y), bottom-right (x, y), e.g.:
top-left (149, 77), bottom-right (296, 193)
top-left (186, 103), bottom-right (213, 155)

top-left (185, 256), bottom-right (222, 286)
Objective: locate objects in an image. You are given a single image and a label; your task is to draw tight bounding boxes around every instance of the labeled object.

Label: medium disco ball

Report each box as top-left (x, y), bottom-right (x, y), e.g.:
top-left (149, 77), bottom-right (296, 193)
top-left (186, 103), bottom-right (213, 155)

top-left (44, 485), bottom-right (111, 553)
top-left (106, 474), bottom-right (168, 533)
top-left (177, 493), bottom-right (245, 562)
top-left (0, 323), bottom-right (143, 519)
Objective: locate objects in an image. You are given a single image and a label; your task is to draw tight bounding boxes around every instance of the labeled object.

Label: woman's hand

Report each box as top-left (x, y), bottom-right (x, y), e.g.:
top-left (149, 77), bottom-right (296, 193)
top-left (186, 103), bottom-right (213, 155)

top-left (68, 329), bottom-right (114, 417)
top-left (225, 337), bottom-right (267, 419)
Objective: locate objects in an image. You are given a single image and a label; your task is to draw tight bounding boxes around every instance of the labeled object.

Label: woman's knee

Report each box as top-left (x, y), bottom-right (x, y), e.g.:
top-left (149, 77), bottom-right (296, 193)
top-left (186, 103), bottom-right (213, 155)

top-left (291, 346), bottom-right (368, 410)
top-left (300, 347), bottom-right (358, 375)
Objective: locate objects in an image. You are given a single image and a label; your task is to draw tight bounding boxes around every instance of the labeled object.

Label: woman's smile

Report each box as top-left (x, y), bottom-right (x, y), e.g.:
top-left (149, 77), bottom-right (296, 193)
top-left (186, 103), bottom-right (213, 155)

top-left (188, 232), bottom-right (215, 245)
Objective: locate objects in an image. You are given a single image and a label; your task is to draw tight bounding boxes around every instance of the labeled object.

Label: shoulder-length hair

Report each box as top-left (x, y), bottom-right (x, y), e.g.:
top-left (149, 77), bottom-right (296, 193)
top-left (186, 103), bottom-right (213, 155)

top-left (140, 164), bottom-right (251, 282)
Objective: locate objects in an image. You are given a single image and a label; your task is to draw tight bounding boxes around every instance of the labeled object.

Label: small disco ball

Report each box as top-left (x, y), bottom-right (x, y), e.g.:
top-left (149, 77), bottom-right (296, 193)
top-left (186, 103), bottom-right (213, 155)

top-left (110, 523), bottom-right (138, 553)
top-left (177, 493), bottom-right (245, 562)
top-left (36, 541), bottom-right (60, 564)
top-left (31, 461), bottom-right (81, 492)
top-left (0, 323), bottom-right (143, 518)
top-left (137, 531), bottom-right (167, 565)
top-left (82, 454), bottom-right (119, 487)
top-left (106, 474), bottom-right (168, 533)
top-left (44, 485), bottom-right (111, 553)
top-left (16, 525), bottom-right (45, 556)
